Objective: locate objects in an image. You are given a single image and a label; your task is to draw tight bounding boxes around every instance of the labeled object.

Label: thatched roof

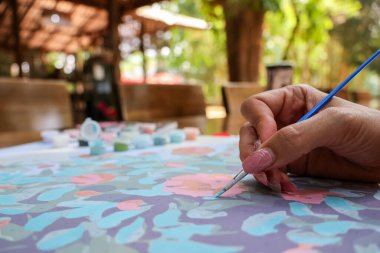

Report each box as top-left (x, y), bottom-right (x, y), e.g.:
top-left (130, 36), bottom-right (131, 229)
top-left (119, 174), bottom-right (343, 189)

top-left (0, 0), bottom-right (162, 53)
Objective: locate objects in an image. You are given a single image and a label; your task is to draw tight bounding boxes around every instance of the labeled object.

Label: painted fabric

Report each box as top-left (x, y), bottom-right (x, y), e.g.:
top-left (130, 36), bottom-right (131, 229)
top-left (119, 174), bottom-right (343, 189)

top-left (0, 136), bottom-right (379, 253)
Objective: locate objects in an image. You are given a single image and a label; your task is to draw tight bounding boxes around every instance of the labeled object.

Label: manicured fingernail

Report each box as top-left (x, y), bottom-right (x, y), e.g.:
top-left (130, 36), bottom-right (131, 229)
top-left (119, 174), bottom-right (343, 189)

top-left (254, 173), bottom-right (268, 186)
top-left (242, 148), bottom-right (275, 173)
top-left (281, 180), bottom-right (297, 193)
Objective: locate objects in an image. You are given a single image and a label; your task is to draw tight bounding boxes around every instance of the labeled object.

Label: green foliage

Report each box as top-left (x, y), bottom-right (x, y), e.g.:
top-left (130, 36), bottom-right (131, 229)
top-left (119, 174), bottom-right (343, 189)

top-left (161, 0), bottom-right (227, 102)
top-left (264, 0), bottom-right (362, 87)
top-left (332, 0), bottom-right (380, 72)
top-left (157, 0), bottom-right (378, 100)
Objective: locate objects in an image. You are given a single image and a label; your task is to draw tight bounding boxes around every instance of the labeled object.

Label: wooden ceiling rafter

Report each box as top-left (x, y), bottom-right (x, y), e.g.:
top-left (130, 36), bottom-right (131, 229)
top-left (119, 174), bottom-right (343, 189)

top-left (1, 0), bottom-right (164, 53)
top-left (0, 3), bottom-right (9, 24)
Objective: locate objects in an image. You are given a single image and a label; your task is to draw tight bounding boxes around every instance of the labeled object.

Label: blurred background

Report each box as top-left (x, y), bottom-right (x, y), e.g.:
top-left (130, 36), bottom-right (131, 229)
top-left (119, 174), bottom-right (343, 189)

top-left (0, 0), bottom-right (379, 145)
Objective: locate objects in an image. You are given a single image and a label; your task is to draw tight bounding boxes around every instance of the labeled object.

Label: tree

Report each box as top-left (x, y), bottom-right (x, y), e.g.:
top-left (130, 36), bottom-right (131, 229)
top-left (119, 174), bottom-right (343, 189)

top-left (217, 0), bottom-right (279, 82)
top-left (332, 0), bottom-right (380, 72)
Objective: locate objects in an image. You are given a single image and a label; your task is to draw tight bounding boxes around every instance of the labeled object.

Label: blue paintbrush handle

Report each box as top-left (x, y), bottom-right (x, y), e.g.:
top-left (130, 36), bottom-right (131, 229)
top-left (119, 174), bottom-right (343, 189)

top-left (215, 49), bottom-right (380, 198)
top-left (297, 49), bottom-right (380, 122)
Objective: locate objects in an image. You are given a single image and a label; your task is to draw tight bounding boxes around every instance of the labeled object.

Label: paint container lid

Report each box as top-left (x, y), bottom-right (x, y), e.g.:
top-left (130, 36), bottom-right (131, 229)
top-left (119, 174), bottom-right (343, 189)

top-left (80, 118), bottom-right (101, 141)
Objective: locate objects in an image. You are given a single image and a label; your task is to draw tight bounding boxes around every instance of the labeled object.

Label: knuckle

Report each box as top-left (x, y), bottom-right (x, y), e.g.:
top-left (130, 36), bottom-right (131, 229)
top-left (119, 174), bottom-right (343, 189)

top-left (240, 97), bottom-right (255, 115)
top-left (277, 125), bottom-right (303, 150)
top-left (327, 107), bottom-right (360, 127)
top-left (239, 122), bottom-right (253, 135)
top-left (297, 84), bottom-right (313, 90)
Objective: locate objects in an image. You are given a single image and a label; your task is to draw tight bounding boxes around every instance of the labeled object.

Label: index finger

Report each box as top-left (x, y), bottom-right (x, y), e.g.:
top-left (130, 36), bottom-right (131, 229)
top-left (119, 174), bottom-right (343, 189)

top-left (239, 122), bottom-right (260, 161)
top-left (240, 85), bottom-right (322, 142)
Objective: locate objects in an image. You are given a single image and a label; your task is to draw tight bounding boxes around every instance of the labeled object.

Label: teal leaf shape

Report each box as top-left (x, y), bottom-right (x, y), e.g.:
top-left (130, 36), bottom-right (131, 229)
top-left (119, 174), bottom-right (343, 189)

top-left (36, 224), bottom-right (84, 251)
top-left (115, 217), bottom-right (145, 244)
top-left (241, 211), bottom-right (288, 236)
top-left (25, 212), bottom-right (61, 232)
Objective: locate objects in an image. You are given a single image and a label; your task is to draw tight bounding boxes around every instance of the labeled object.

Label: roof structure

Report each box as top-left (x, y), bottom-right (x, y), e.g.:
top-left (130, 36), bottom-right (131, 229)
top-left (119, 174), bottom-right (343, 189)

top-left (132, 6), bottom-right (210, 35)
top-left (0, 0), bottom-right (162, 53)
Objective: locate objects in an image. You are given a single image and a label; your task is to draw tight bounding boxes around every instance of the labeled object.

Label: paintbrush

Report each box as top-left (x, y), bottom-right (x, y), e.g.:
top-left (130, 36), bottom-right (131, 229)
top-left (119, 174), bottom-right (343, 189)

top-left (214, 49), bottom-right (380, 198)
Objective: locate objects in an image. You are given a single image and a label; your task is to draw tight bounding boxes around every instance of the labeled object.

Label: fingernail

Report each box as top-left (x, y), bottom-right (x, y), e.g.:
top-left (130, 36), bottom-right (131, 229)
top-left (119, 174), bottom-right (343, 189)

top-left (281, 180), bottom-right (298, 193)
top-left (268, 181), bottom-right (282, 192)
top-left (254, 173), bottom-right (268, 186)
top-left (242, 148), bottom-right (275, 173)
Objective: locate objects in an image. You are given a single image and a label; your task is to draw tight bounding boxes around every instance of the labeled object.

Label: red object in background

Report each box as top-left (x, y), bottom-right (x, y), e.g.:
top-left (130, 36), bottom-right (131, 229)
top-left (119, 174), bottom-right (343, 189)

top-left (96, 101), bottom-right (117, 120)
top-left (213, 132), bottom-right (231, 137)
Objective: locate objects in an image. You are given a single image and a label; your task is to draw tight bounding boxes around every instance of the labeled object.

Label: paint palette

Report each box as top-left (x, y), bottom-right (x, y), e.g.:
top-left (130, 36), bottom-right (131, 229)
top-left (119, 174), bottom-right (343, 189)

top-left (0, 136), bottom-right (380, 252)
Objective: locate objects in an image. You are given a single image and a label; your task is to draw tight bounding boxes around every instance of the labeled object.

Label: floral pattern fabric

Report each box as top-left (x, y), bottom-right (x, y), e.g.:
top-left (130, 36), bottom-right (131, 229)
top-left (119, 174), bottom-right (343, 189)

top-left (0, 136), bottom-right (380, 253)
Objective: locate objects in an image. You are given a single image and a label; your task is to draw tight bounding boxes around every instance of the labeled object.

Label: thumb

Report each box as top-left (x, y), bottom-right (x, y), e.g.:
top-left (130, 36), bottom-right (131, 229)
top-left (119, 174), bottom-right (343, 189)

top-left (242, 108), bottom-right (342, 174)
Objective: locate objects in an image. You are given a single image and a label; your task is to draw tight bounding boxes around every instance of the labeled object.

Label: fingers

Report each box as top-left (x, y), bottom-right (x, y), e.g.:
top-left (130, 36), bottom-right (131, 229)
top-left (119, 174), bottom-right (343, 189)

top-left (239, 123), bottom-right (297, 193)
top-left (240, 97), bottom-right (277, 142)
top-left (239, 122), bottom-right (260, 161)
top-left (243, 108), bottom-right (347, 174)
top-left (253, 169), bottom-right (297, 193)
top-left (241, 85), bottom-right (318, 141)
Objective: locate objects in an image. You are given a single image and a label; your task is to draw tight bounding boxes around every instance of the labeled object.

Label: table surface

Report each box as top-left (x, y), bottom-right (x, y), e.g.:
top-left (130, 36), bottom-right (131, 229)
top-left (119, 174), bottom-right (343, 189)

top-left (0, 115), bottom-right (247, 148)
top-left (1, 136), bottom-right (380, 253)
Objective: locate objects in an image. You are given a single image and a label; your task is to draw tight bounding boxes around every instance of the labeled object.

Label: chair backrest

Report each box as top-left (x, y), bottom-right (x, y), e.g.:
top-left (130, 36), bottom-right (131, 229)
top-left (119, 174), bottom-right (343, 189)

top-left (0, 78), bottom-right (73, 132)
top-left (222, 83), bottom-right (265, 115)
top-left (119, 84), bottom-right (206, 121)
top-left (354, 90), bottom-right (372, 107)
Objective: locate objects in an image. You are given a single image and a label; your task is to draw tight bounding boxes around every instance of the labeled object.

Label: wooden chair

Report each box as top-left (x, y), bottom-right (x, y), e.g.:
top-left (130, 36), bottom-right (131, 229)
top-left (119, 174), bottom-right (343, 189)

top-left (0, 78), bottom-right (73, 147)
top-left (353, 90), bottom-right (373, 107)
top-left (119, 84), bottom-right (206, 121)
top-left (222, 83), bottom-right (265, 115)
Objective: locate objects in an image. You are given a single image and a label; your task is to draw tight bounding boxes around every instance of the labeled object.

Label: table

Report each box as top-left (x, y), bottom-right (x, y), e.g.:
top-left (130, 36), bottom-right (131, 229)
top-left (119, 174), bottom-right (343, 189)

top-left (0, 115), bottom-right (247, 148)
top-left (1, 136), bottom-right (380, 253)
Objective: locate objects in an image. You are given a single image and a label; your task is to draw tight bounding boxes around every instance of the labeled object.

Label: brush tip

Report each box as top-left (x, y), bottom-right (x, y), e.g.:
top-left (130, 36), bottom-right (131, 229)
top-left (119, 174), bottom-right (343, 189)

top-left (214, 189), bottom-right (225, 198)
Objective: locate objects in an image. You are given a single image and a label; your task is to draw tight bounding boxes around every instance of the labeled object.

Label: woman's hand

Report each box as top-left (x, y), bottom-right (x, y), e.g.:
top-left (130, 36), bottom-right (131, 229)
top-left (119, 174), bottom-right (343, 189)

top-left (239, 84), bottom-right (380, 192)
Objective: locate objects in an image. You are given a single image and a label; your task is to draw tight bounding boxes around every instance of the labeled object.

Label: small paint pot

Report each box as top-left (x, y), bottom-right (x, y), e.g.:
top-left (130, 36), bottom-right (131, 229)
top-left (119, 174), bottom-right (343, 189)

top-left (132, 134), bottom-right (153, 149)
top-left (90, 139), bottom-right (107, 156)
top-left (169, 130), bottom-right (186, 143)
top-left (139, 123), bottom-right (156, 134)
top-left (40, 130), bottom-right (60, 143)
top-left (184, 127), bottom-right (200, 140)
top-left (113, 137), bottom-right (129, 152)
top-left (52, 133), bottom-right (70, 148)
top-left (153, 135), bottom-right (169, 146)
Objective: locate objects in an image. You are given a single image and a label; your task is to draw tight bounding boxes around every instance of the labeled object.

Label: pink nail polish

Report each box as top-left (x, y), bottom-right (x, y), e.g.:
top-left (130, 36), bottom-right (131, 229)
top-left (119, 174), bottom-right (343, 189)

top-left (281, 180), bottom-right (298, 193)
top-left (242, 148), bottom-right (275, 173)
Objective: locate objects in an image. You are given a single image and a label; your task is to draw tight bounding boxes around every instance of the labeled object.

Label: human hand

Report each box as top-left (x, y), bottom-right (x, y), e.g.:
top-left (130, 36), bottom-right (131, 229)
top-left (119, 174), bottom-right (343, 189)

top-left (239, 84), bottom-right (380, 192)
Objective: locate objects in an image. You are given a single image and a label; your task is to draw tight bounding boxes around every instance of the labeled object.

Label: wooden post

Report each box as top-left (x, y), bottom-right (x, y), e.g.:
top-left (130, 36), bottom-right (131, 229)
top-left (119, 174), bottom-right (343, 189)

top-left (105, 0), bottom-right (123, 121)
top-left (266, 63), bottom-right (294, 90)
top-left (139, 22), bottom-right (147, 83)
top-left (223, 3), bottom-right (265, 83)
top-left (9, 0), bottom-right (22, 77)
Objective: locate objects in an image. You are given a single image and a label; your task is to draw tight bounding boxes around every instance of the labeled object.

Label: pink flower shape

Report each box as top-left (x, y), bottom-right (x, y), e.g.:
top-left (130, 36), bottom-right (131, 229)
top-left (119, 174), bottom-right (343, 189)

top-left (0, 218), bottom-right (10, 229)
top-left (164, 173), bottom-right (247, 197)
top-left (75, 191), bottom-right (100, 197)
top-left (165, 162), bottom-right (186, 167)
top-left (172, 147), bottom-right (214, 155)
top-left (282, 189), bottom-right (343, 204)
top-left (117, 199), bottom-right (145, 210)
top-left (283, 244), bottom-right (319, 253)
top-left (71, 174), bottom-right (115, 185)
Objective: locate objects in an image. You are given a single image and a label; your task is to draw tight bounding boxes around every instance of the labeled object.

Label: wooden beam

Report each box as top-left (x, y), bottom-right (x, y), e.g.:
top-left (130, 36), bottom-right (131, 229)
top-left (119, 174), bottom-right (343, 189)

top-left (57, 0), bottom-right (106, 9)
top-left (106, 0), bottom-right (123, 121)
top-left (139, 22), bottom-right (147, 83)
top-left (59, 0), bottom-right (163, 11)
top-left (122, 0), bottom-right (164, 13)
top-left (9, 0), bottom-right (22, 77)
top-left (19, 0), bottom-right (37, 24)
top-left (0, 3), bottom-right (9, 24)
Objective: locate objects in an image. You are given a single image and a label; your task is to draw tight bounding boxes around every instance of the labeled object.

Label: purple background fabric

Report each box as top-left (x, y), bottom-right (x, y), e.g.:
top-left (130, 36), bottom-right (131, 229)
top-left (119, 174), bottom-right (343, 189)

top-left (0, 136), bottom-right (379, 253)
